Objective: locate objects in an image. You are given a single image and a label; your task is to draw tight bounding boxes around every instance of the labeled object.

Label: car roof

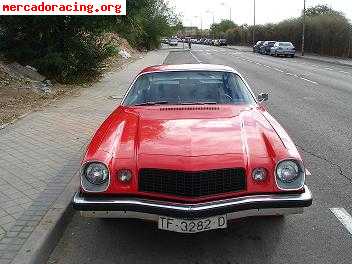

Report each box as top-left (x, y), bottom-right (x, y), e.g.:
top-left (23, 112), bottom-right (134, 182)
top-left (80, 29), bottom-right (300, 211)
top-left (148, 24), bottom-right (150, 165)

top-left (139, 64), bottom-right (239, 75)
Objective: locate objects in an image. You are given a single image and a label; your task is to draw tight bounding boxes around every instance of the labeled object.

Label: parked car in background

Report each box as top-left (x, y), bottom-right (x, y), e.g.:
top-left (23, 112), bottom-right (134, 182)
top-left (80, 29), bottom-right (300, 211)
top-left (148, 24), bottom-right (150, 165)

top-left (270, 42), bottom-right (296, 57)
top-left (204, 39), bottom-right (213, 45)
top-left (73, 64), bottom-right (313, 234)
top-left (260, 41), bottom-right (276, 55)
top-left (219, 39), bottom-right (227, 46)
top-left (213, 39), bottom-right (220, 46)
top-left (253, 41), bottom-right (264, 53)
top-left (161, 38), bottom-right (168, 44)
top-left (168, 38), bottom-right (178, 46)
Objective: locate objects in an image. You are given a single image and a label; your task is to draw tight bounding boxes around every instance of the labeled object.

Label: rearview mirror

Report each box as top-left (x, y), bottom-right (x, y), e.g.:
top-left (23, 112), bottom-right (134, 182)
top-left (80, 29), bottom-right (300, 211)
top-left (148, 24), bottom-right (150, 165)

top-left (258, 93), bottom-right (269, 102)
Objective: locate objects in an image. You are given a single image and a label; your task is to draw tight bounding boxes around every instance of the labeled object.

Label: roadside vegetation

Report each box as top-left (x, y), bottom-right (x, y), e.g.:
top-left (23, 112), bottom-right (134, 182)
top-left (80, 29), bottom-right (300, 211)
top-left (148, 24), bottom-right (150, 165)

top-left (209, 5), bottom-right (352, 58)
top-left (0, 0), bottom-right (179, 84)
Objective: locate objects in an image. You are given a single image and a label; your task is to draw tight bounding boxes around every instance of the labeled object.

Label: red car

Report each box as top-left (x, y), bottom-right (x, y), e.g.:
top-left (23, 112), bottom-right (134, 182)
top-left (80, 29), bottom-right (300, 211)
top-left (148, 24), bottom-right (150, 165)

top-left (73, 64), bottom-right (312, 233)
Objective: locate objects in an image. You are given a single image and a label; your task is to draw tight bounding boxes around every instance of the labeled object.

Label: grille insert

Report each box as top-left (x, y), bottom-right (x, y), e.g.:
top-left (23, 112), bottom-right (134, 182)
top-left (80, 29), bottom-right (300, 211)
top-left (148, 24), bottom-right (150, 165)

top-left (139, 168), bottom-right (246, 197)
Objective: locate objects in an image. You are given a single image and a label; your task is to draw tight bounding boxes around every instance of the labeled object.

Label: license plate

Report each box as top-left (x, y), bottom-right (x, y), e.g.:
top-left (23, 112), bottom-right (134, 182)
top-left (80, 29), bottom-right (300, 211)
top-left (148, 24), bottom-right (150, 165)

top-left (158, 215), bottom-right (227, 233)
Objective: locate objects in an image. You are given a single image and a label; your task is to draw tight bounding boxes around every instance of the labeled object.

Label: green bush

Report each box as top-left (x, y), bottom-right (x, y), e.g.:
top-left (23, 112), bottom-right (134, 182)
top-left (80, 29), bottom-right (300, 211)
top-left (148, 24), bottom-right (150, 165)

top-left (0, 0), bottom-right (178, 83)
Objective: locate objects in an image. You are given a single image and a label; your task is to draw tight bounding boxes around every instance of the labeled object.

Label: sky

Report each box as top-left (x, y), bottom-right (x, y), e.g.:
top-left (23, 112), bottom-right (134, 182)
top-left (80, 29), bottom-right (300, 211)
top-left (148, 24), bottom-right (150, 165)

top-left (167, 0), bottom-right (352, 29)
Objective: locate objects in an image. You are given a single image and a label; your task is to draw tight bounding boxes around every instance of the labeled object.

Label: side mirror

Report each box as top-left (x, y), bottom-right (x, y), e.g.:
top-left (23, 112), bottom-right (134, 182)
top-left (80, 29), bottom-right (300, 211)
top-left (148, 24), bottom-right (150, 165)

top-left (258, 93), bottom-right (269, 102)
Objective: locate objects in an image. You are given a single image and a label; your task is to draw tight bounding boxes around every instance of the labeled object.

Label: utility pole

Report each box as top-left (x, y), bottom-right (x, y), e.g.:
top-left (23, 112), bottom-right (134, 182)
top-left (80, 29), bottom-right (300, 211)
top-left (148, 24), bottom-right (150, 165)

top-left (201, 16), bottom-right (203, 31)
top-left (253, 0), bottom-right (256, 45)
top-left (302, 0), bottom-right (306, 56)
top-left (206, 10), bottom-right (215, 25)
top-left (221, 2), bottom-right (232, 21)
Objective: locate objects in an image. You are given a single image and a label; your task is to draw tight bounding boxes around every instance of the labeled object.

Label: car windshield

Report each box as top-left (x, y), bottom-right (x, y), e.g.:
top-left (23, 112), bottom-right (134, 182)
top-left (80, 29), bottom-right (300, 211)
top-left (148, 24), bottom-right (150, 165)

top-left (280, 42), bottom-right (293, 46)
top-left (123, 71), bottom-right (256, 106)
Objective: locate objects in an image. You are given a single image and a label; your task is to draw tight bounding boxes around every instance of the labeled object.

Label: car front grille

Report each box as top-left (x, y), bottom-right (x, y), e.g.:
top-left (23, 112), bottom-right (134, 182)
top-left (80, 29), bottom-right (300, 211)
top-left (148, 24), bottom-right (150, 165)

top-left (139, 168), bottom-right (246, 197)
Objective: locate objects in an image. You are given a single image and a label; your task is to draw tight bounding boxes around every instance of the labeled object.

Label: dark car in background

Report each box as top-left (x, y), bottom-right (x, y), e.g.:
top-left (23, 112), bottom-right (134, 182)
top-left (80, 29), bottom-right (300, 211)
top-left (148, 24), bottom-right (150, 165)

top-left (270, 42), bottom-right (296, 57)
top-left (253, 41), bottom-right (264, 53)
top-left (204, 39), bottom-right (213, 45)
top-left (260, 41), bottom-right (276, 55)
top-left (219, 39), bottom-right (227, 46)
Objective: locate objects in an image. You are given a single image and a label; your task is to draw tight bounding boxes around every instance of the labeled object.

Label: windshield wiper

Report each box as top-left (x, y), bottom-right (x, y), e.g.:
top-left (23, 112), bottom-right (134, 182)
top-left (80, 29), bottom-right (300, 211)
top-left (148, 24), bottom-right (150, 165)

top-left (134, 101), bottom-right (169, 106)
top-left (181, 101), bottom-right (218, 105)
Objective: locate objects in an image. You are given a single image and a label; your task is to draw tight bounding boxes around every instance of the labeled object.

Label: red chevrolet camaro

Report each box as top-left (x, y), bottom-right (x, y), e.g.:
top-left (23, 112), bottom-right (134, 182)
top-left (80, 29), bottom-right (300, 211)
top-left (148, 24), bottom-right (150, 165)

top-left (73, 64), bottom-right (312, 233)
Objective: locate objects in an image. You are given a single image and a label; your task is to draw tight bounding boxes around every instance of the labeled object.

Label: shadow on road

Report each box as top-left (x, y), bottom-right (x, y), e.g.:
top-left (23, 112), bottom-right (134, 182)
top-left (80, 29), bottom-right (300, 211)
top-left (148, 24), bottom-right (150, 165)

top-left (48, 214), bottom-right (286, 264)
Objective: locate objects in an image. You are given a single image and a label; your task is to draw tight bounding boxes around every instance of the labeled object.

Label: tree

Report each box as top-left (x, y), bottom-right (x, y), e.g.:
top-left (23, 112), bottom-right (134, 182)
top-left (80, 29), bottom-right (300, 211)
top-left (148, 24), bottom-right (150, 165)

top-left (210, 20), bottom-right (237, 38)
top-left (0, 0), bottom-right (179, 83)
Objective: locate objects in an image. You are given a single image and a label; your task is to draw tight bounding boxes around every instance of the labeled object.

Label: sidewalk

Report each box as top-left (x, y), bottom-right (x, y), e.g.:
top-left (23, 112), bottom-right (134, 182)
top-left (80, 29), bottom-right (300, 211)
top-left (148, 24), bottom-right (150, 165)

top-left (0, 50), bottom-right (168, 263)
top-left (226, 45), bottom-right (352, 67)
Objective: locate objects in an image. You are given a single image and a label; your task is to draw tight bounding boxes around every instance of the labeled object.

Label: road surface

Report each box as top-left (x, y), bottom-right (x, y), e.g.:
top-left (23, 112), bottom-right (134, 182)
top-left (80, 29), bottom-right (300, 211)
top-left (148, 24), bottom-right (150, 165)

top-left (48, 45), bottom-right (352, 264)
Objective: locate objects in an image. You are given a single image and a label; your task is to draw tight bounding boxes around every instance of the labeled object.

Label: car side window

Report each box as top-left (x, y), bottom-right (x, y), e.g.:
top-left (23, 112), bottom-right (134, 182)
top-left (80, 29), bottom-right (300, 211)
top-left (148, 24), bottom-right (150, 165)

top-left (124, 75), bottom-right (150, 105)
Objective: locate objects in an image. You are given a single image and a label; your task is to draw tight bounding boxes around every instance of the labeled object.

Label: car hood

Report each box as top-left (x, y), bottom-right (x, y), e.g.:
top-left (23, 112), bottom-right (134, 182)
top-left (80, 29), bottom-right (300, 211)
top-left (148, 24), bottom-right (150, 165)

top-left (86, 105), bottom-right (290, 162)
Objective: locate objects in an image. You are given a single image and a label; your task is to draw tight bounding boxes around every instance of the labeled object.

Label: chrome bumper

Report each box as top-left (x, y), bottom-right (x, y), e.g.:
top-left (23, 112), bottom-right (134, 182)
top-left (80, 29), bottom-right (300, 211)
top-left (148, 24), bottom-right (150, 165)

top-left (73, 186), bottom-right (312, 220)
top-left (277, 51), bottom-right (295, 55)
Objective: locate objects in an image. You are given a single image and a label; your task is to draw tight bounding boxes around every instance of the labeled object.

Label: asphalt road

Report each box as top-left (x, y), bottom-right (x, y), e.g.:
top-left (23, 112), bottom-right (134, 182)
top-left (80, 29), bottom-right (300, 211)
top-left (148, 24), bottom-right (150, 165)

top-left (48, 45), bottom-right (352, 264)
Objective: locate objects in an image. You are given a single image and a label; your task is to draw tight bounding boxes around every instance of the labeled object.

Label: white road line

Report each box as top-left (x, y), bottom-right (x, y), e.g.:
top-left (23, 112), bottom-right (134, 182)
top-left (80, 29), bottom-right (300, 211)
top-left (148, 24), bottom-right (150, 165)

top-left (330, 208), bottom-right (352, 235)
top-left (286, 72), bottom-right (295, 76)
top-left (300, 77), bottom-right (319, 85)
top-left (274, 68), bottom-right (284, 73)
top-left (339, 70), bottom-right (350, 74)
top-left (189, 51), bottom-right (202, 64)
top-left (325, 67), bottom-right (334, 71)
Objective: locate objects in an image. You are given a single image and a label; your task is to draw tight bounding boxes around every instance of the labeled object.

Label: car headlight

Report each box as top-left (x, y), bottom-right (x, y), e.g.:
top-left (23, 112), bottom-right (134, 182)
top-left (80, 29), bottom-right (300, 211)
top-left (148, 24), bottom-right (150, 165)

top-left (276, 159), bottom-right (305, 190)
top-left (81, 162), bottom-right (110, 192)
top-left (85, 163), bottom-right (109, 185)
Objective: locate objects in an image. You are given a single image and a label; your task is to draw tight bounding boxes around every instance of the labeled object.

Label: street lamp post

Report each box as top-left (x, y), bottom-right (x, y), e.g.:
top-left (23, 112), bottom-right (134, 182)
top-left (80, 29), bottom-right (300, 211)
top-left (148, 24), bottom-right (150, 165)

top-left (206, 10), bottom-right (215, 39)
top-left (302, 0), bottom-right (306, 56)
top-left (220, 2), bottom-right (232, 21)
top-left (194, 15), bottom-right (203, 37)
top-left (206, 10), bottom-right (215, 25)
top-left (253, 0), bottom-right (256, 45)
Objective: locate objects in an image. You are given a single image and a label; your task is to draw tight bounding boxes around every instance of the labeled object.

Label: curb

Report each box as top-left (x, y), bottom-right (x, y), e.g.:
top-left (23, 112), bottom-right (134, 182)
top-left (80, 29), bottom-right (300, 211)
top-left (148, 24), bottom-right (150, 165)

top-left (11, 175), bottom-right (79, 264)
top-left (295, 55), bottom-right (352, 68)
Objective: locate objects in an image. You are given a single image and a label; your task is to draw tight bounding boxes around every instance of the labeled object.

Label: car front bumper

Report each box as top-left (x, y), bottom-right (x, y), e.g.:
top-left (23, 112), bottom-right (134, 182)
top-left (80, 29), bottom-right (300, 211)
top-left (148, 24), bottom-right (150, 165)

top-left (73, 186), bottom-right (312, 220)
top-left (276, 50), bottom-right (295, 55)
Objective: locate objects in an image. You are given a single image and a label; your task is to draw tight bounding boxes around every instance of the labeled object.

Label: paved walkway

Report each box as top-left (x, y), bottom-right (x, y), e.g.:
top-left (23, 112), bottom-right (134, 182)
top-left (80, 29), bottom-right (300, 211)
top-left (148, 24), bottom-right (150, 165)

top-left (0, 50), bottom-right (168, 263)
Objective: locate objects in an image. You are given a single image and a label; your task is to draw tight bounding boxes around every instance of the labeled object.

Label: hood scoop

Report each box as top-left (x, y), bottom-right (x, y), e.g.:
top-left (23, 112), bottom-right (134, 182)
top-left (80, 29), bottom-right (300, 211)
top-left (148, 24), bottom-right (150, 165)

top-left (160, 106), bottom-right (220, 111)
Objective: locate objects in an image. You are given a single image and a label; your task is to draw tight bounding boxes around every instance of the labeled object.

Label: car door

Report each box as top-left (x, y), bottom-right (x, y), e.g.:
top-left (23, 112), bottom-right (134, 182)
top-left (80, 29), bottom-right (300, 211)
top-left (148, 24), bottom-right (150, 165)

top-left (271, 43), bottom-right (278, 54)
